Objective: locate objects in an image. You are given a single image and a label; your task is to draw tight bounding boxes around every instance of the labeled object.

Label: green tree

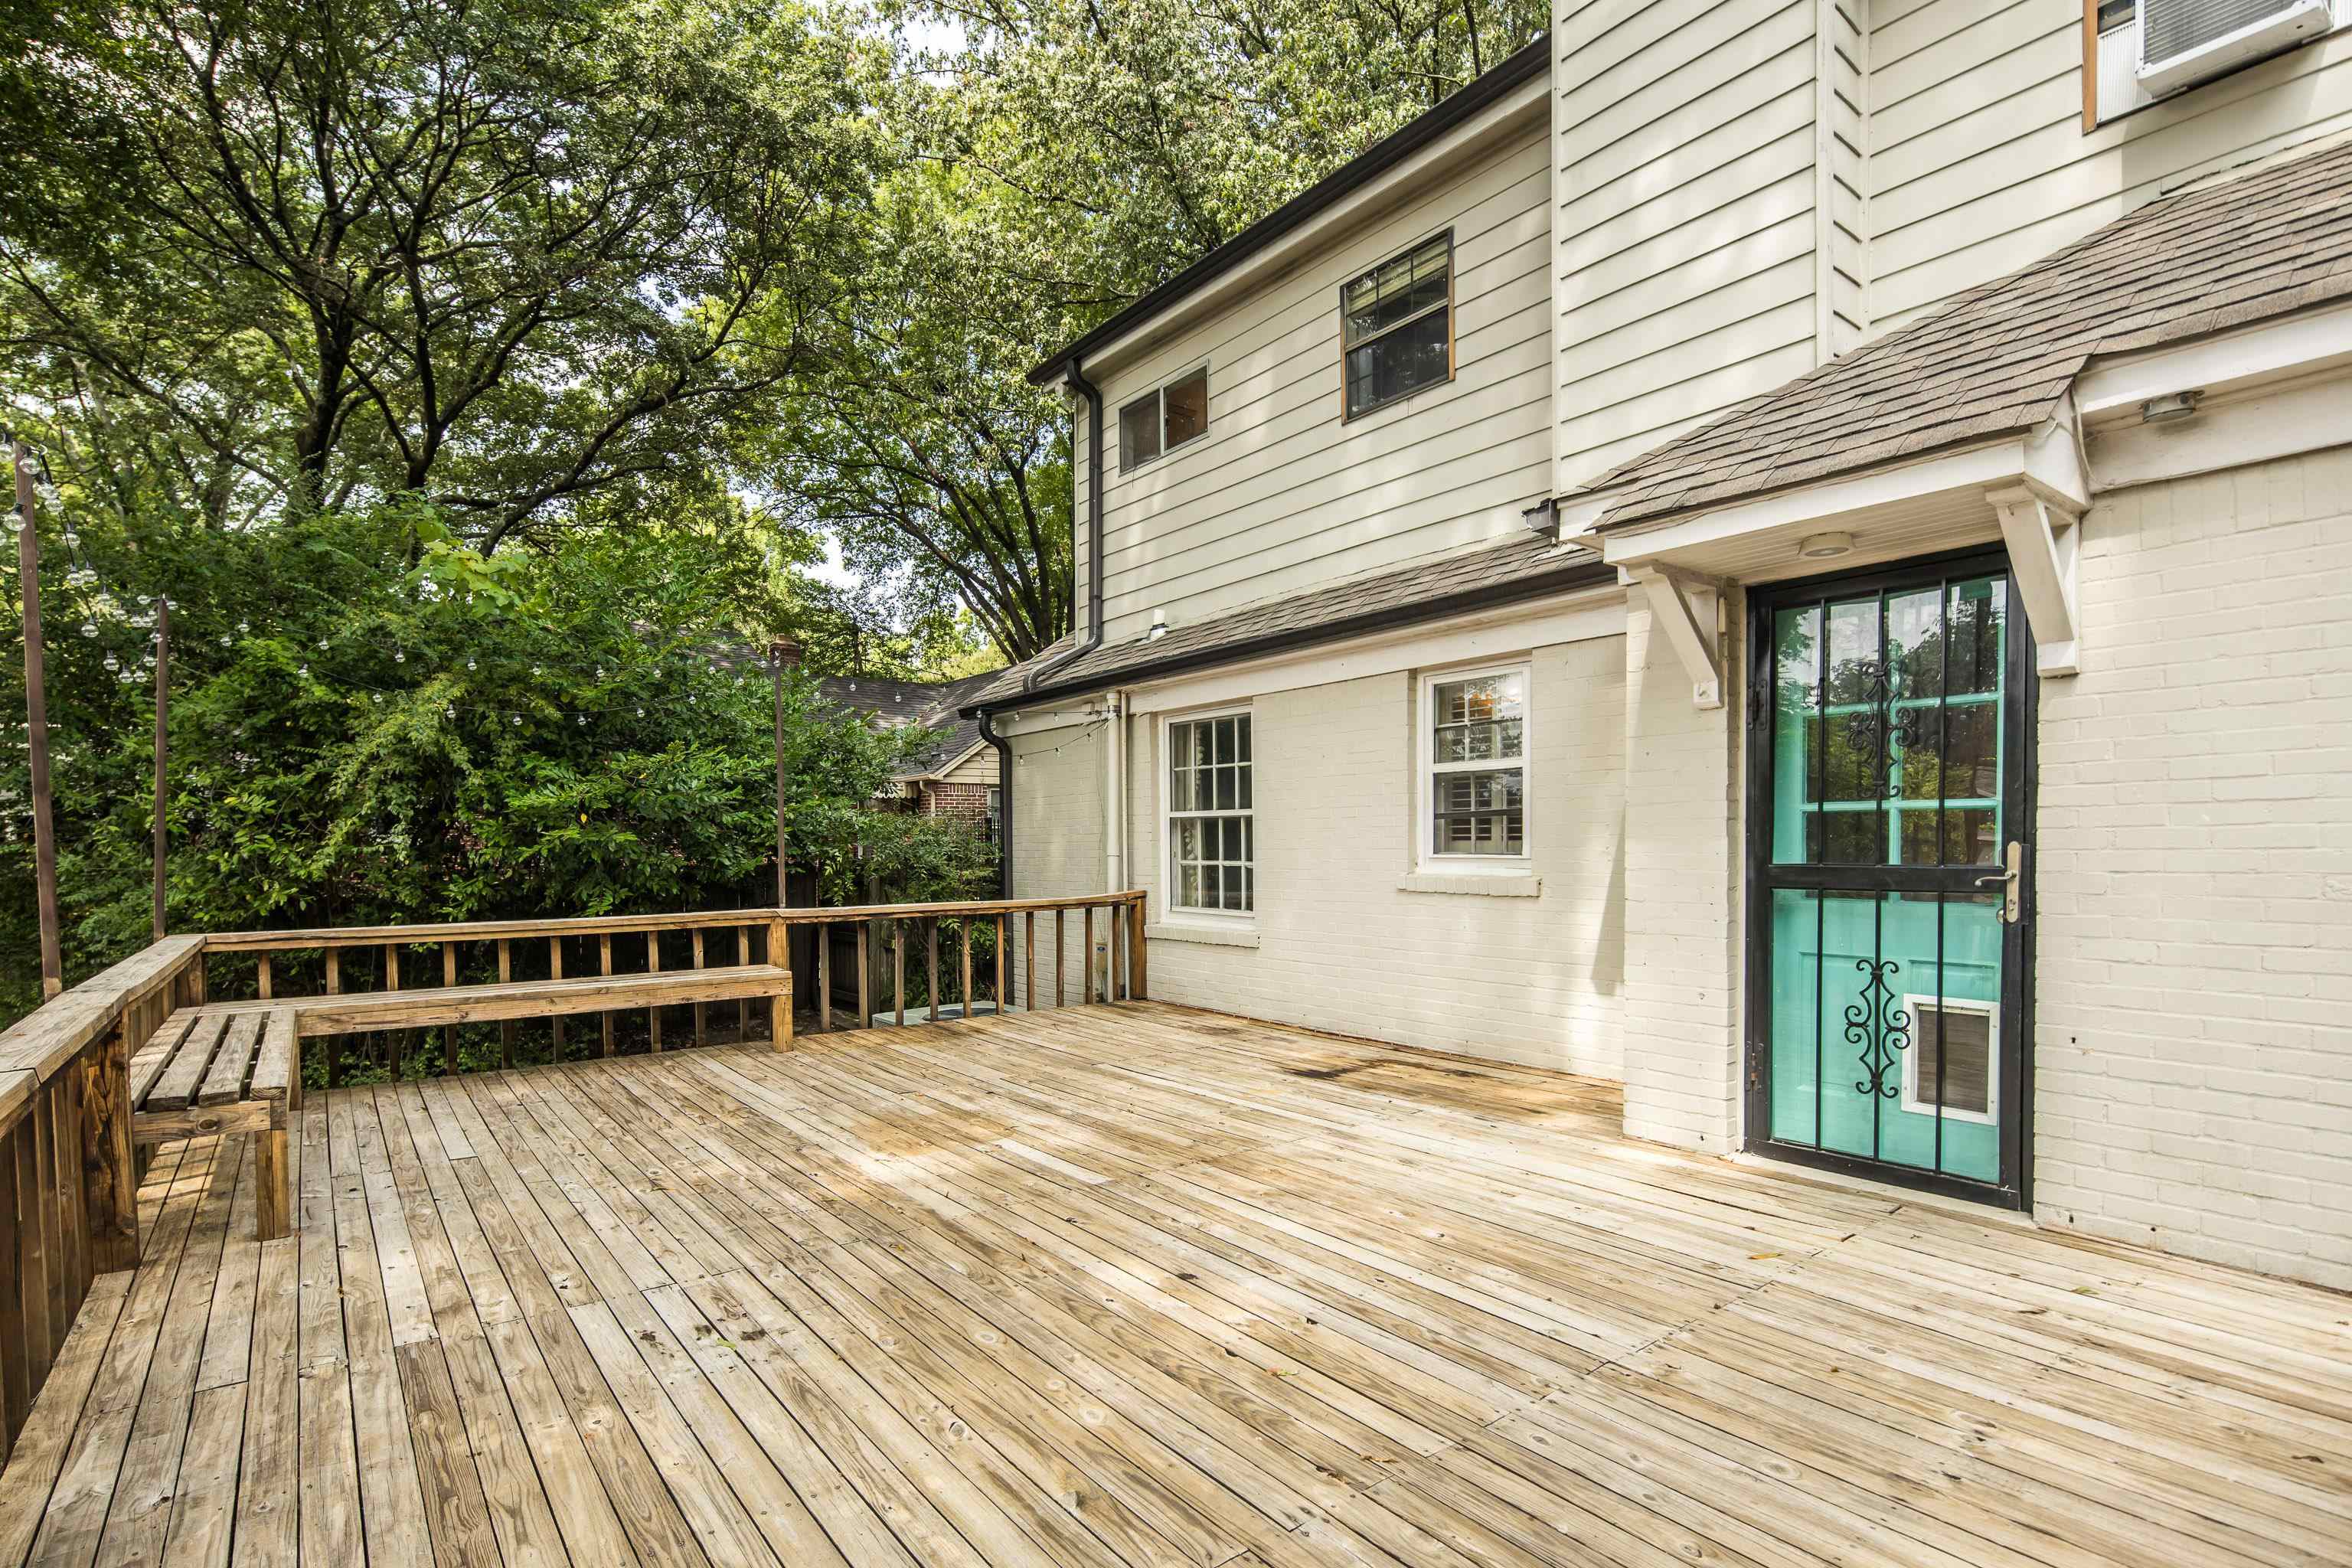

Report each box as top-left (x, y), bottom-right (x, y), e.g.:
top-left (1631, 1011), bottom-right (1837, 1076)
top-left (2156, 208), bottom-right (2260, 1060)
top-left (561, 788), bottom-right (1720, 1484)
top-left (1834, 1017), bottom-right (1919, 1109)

top-left (1, 0), bottom-right (882, 542)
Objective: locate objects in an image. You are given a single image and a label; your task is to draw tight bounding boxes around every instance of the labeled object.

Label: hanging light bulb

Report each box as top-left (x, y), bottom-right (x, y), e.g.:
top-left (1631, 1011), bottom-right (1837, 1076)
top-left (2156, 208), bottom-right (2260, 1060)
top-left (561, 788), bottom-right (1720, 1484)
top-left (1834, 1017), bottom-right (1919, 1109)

top-left (511, 714), bottom-right (522, 727)
top-left (296, 663), bottom-right (308, 678)
top-left (394, 649), bottom-right (406, 664)
top-left (237, 619), bottom-right (249, 635)
top-left (102, 652), bottom-right (119, 672)
top-left (80, 622), bottom-right (98, 639)
top-left (61, 530), bottom-right (78, 550)
top-left (577, 714), bottom-right (586, 727)
top-left (593, 665), bottom-right (603, 679)
top-left (635, 706), bottom-right (644, 718)
top-left (466, 657), bottom-right (476, 671)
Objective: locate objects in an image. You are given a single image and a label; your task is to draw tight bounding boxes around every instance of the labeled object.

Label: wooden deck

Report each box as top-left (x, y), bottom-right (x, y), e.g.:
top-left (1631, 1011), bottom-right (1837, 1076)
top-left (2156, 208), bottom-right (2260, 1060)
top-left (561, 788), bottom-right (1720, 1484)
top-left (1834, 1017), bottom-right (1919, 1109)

top-left (1, 1001), bottom-right (2346, 1567)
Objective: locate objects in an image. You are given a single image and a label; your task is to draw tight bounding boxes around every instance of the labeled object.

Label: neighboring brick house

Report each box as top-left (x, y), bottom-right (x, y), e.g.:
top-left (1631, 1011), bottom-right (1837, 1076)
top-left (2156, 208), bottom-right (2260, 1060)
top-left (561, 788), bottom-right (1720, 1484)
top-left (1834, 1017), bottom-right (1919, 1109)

top-left (966, 21), bottom-right (2352, 1293)
top-left (815, 673), bottom-right (1003, 833)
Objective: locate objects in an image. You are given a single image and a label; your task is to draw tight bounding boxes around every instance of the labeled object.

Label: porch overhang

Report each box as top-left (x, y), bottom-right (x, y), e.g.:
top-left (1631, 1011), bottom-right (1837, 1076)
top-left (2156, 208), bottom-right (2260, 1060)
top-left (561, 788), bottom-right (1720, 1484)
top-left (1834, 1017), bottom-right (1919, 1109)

top-left (1567, 407), bottom-right (2091, 699)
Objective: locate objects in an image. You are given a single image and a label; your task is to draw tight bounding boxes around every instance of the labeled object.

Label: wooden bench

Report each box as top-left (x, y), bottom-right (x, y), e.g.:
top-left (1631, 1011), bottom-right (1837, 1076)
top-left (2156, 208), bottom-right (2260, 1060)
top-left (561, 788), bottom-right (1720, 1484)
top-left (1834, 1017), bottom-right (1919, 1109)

top-left (131, 1007), bottom-right (299, 1240)
top-left (186, 962), bottom-right (792, 1039)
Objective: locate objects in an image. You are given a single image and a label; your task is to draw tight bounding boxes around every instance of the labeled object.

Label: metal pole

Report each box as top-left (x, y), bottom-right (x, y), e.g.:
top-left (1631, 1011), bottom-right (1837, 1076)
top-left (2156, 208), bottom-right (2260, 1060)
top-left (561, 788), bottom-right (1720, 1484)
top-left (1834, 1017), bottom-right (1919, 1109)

top-left (152, 596), bottom-right (168, 939)
top-left (11, 434), bottom-right (62, 998)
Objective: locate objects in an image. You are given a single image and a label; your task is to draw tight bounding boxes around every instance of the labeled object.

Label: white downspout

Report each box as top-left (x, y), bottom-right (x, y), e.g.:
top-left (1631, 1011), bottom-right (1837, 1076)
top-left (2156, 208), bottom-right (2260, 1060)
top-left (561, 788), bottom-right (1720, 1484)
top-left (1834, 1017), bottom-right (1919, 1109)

top-left (1103, 692), bottom-right (1127, 999)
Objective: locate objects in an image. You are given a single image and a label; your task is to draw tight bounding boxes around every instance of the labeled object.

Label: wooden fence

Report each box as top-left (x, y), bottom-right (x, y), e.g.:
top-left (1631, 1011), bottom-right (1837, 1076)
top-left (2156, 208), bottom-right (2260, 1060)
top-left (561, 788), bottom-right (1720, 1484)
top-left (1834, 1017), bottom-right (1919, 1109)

top-left (0, 891), bottom-right (1143, 1462)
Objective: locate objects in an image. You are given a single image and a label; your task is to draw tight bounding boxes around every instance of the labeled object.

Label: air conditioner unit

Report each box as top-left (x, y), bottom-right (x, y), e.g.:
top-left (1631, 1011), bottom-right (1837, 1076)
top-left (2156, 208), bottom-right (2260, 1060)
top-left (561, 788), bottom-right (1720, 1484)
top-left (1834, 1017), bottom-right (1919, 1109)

top-left (2137, 0), bottom-right (2333, 96)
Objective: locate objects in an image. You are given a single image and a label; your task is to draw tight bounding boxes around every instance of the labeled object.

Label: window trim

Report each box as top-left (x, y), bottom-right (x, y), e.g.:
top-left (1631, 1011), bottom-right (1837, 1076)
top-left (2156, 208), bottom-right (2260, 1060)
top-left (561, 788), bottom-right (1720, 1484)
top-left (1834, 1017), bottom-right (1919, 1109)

top-left (1338, 230), bottom-right (1456, 423)
top-left (1161, 705), bottom-right (1256, 921)
top-left (1119, 362), bottom-right (1212, 474)
top-left (1417, 661), bottom-right (1531, 870)
top-left (1900, 993), bottom-right (2000, 1126)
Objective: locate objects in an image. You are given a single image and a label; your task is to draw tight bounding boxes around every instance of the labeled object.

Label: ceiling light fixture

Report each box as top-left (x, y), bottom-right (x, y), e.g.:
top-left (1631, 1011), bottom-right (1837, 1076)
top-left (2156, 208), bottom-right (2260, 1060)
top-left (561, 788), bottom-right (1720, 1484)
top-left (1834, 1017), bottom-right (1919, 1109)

top-left (2139, 390), bottom-right (2203, 424)
top-left (1797, 531), bottom-right (1854, 560)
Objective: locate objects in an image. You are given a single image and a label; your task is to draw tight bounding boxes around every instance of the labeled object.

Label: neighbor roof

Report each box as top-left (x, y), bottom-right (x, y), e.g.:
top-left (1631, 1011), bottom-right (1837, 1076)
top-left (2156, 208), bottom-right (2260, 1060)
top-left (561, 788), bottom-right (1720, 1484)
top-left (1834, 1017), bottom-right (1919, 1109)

top-left (817, 672), bottom-right (999, 779)
top-left (1576, 135), bottom-right (2352, 532)
top-left (965, 534), bottom-right (1611, 712)
top-left (1026, 33), bottom-right (1550, 389)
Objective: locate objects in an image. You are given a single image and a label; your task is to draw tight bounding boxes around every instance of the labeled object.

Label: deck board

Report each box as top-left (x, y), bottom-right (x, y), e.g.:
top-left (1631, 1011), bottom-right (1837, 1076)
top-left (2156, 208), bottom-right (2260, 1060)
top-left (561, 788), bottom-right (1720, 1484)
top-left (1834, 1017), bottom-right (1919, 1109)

top-left (2, 1001), bottom-right (2346, 1566)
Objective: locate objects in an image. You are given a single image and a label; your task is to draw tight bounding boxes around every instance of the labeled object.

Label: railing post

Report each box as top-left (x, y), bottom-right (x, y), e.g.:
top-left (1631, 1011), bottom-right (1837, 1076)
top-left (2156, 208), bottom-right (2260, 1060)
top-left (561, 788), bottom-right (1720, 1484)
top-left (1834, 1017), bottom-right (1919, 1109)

top-left (80, 1024), bottom-right (138, 1274)
top-left (736, 926), bottom-right (750, 1040)
top-left (766, 917), bottom-right (792, 1050)
top-left (547, 936), bottom-right (564, 1058)
top-left (1083, 906), bottom-right (1095, 1005)
top-left (1055, 910), bottom-right (1066, 1008)
top-left (326, 946), bottom-right (342, 1087)
top-left (893, 922), bottom-right (906, 1026)
top-left (1129, 896), bottom-right (1147, 1001)
top-left (1025, 911), bottom-right (1035, 1012)
top-left (926, 920), bottom-right (940, 1024)
top-left (257, 952), bottom-right (273, 1000)
top-left (994, 916), bottom-right (1005, 1016)
top-left (959, 919), bottom-right (973, 1018)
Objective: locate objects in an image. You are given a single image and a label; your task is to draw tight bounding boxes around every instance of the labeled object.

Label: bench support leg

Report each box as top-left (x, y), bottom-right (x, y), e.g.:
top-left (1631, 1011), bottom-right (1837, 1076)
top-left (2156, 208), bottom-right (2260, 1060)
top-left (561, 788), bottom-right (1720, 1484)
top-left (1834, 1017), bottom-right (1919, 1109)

top-left (81, 1025), bottom-right (140, 1273)
top-left (253, 1128), bottom-right (290, 1242)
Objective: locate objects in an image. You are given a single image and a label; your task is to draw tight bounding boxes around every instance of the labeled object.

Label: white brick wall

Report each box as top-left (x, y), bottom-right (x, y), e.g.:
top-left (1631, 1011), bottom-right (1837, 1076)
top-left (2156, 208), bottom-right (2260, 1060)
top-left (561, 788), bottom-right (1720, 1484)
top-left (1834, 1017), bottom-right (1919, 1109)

top-left (1007, 721), bottom-right (1111, 1008)
top-left (1008, 629), bottom-right (1628, 1076)
top-left (1616, 596), bottom-right (1745, 1153)
top-left (2032, 451), bottom-right (2352, 1290)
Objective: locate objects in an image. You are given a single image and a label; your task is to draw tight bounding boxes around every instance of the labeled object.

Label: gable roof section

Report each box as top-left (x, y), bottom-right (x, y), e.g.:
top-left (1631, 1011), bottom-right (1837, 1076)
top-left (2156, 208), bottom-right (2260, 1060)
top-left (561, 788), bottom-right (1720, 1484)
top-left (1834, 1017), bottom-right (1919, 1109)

top-left (964, 534), bottom-right (1611, 712)
top-left (816, 671), bottom-right (1000, 779)
top-left (1573, 136), bottom-right (2352, 532)
top-left (1026, 33), bottom-right (1550, 389)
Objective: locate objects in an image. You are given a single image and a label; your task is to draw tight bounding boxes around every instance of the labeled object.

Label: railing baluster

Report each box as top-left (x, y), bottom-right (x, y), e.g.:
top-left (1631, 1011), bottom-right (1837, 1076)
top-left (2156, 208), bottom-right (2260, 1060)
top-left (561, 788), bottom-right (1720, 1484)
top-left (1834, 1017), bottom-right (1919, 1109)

top-left (736, 926), bottom-right (750, 1039)
top-left (443, 942), bottom-right (459, 1074)
top-left (692, 929), bottom-right (707, 1047)
top-left (1055, 910), bottom-right (1065, 1008)
top-left (817, 924), bottom-right (831, 1034)
top-left (995, 916), bottom-right (1006, 1017)
top-left (926, 920), bottom-right (940, 1024)
top-left (647, 931), bottom-right (663, 1053)
top-left (1025, 911), bottom-right (1035, 1012)
top-left (857, 922), bottom-right (871, 1028)
top-left (326, 947), bottom-right (342, 1087)
top-left (893, 922), bottom-right (906, 1026)
top-left (599, 933), bottom-right (614, 1057)
top-left (1109, 905), bottom-right (1122, 1003)
top-left (257, 952), bottom-right (273, 1001)
top-left (497, 939), bottom-right (513, 1067)
top-left (959, 919), bottom-right (973, 1018)
top-left (1083, 906), bottom-right (1095, 1005)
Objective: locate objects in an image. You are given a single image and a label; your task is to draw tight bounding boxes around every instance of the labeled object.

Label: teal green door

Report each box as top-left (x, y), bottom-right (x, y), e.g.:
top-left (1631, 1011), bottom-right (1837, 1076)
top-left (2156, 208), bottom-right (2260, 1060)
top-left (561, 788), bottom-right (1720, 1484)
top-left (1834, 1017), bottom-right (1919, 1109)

top-left (1746, 555), bottom-right (2029, 1202)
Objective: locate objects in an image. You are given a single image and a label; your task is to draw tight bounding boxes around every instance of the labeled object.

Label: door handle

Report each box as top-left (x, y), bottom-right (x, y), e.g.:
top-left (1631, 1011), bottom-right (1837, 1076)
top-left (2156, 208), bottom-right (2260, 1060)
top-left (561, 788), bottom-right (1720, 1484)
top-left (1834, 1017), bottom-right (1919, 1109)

top-left (1973, 841), bottom-right (2024, 924)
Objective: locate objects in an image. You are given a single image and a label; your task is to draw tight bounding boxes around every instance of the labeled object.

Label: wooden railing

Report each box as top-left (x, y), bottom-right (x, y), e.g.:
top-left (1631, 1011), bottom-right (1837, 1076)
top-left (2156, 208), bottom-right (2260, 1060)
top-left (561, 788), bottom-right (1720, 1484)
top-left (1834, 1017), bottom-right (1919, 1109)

top-left (0, 934), bottom-right (205, 1466)
top-left (0, 890), bottom-right (1145, 1459)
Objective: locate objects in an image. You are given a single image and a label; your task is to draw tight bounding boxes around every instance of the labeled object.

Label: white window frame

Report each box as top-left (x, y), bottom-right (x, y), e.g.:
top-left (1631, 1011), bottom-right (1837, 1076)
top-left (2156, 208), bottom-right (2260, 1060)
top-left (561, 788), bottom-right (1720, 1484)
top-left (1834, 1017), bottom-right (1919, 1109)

top-left (1417, 662), bottom-right (1531, 870)
top-left (1161, 705), bottom-right (1255, 921)
top-left (1118, 362), bottom-right (1212, 474)
top-left (1900, 993), bottom-right (1999, 1126)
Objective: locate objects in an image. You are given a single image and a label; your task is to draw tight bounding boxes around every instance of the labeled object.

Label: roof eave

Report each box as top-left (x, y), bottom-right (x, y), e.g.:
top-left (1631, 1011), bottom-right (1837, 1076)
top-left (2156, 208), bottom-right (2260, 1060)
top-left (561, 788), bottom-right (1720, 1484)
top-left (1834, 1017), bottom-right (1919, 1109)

top-left (1025, 34), bottom-right (1552, 389)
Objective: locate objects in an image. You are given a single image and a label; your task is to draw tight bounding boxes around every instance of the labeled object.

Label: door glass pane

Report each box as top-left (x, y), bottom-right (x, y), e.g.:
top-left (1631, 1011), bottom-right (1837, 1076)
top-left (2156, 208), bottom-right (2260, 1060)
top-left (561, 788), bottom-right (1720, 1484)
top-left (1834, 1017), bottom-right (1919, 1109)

top-left (1765, 887), bottom-right (2003, 1183)
top-left (1770, 606), bottom-right (1820, 863)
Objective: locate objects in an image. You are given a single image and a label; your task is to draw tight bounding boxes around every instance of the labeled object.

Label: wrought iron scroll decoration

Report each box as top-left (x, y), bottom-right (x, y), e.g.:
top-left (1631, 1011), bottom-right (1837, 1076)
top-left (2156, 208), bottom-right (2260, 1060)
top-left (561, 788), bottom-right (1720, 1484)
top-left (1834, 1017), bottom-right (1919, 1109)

top-left (1844, 656), bottom-right (1933, 799)
top-left (1846, 956), bottom-right (1909, 1099)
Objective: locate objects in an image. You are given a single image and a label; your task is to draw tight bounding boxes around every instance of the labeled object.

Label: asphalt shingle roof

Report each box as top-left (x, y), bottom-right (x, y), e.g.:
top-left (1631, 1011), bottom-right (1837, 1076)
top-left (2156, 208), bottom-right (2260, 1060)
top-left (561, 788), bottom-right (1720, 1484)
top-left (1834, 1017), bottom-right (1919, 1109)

top-left (963, 534), bottom-right (1609, 710)
top-left (1576, 136), bottom-right (2352, 531)
top-left (816, 671), bottom-right (999, 777)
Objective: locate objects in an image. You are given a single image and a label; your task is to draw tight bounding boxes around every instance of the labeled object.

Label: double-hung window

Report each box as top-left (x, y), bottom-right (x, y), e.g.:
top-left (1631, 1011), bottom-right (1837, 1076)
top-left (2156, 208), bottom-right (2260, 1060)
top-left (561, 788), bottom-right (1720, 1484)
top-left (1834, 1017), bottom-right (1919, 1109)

top-left (1119, 365), bottom-right (1210, 472)
top-left (1167, 710), bottom-right (1253, 913)
top-left (1423, 666), bottom-right (1527, 860)
top-left (1341, 232), bottom-right (1452, 419)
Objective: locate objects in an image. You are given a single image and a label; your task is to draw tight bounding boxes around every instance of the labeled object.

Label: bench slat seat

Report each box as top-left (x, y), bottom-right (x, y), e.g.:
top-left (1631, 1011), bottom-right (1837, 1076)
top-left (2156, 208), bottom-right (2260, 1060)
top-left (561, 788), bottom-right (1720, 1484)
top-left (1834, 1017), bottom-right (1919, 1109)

top-left (182, 963), bottom-right (790, 1038)
top-left (132, 1006), bottom-right (301, 1241)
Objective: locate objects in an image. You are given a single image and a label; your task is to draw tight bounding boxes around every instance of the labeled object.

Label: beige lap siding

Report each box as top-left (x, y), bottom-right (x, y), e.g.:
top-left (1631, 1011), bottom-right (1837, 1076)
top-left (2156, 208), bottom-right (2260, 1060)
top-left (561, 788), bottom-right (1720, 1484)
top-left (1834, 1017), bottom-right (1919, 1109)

top-left (1125, 633), bottom-right (1628, 1076)
top-left (2032, 449), bottom-right (2352, 1290)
